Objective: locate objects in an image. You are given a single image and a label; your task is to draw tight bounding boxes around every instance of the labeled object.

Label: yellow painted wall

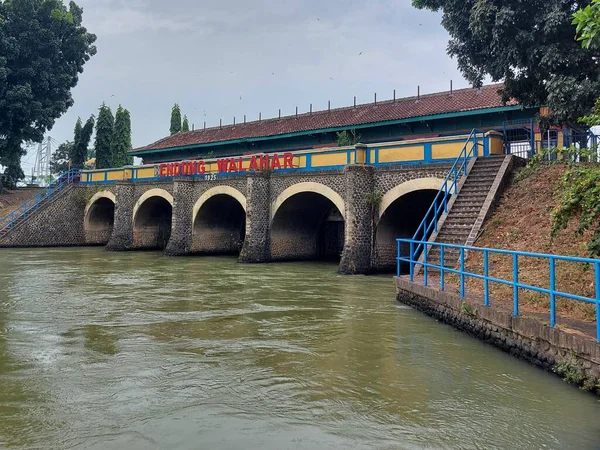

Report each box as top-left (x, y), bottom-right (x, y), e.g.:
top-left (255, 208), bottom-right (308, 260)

top-left (107, 170), bottom-right (125, 181)
top-left (136, 167), bottom-right (156, 178)
top-left (311, 152), bottom-right (347, 167)
top-left (378, 146), bottom-right (424, 163)
top-left (431, 142), bottom-right (465, 159)
top-left (488, 135), bottom-right (504, 155)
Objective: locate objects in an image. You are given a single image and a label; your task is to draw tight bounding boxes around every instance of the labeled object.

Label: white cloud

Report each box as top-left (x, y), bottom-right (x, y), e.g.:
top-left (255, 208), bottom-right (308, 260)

top-left (23, 0), bottom-right (467, 170)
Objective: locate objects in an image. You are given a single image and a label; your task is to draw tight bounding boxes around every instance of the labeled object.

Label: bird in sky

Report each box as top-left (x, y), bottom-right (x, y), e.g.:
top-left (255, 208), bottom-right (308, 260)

top-left (358, 52), bottom-right (363, 55)
top-left (329, 77), bottom-right (333, 80)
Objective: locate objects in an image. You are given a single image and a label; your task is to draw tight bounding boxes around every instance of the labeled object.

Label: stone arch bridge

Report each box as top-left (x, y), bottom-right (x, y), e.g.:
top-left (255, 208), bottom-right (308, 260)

top-left (1, 164), bottom-right (451, 274)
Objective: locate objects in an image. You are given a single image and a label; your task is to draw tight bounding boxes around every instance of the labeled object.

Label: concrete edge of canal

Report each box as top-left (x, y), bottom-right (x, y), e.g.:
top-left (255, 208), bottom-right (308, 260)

top-left (395, 277), bottom-right (600, 394)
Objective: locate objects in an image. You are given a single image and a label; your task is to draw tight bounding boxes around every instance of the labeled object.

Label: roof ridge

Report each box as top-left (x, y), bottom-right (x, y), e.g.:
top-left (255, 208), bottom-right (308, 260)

top-left (131, 83), bottom-right (503, 152)
top-left (172, 83), bottom-right (503, 137)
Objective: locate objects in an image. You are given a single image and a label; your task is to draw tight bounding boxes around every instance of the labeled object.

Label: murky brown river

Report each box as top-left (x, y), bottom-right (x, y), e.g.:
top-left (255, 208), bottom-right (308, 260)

top-left (0, 247), bottom-right (599, 449)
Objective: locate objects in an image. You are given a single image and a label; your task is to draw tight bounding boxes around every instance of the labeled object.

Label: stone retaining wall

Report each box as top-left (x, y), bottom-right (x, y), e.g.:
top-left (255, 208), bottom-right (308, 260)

top-left (0, 186), bottom-right (87, 248)
top-left (395, 277), bottom-right (600, 393)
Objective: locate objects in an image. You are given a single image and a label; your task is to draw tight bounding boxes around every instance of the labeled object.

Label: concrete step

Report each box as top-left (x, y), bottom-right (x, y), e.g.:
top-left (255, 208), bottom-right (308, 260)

top-left (443, 216), bottom-right (478, 225)
top-left (459, 184), bottom-right (493, 193)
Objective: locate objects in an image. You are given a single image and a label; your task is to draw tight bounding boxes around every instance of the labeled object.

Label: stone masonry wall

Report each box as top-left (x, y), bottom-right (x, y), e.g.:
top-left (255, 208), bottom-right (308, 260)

top-left (239, 173), bottom-right (271, 263)
top-left (0, 186), bottom-right (87, 248)
top-left (396, 277), bottom-right (600, 391)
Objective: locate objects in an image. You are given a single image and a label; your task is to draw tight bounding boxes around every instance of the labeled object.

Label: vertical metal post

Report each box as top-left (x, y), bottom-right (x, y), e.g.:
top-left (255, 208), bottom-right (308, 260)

top-left (409, 241), bottom-right (414, 282)
top-left (440, 246), bottom-right (445, 291)
top-left (595, 262), bottom-right (600, 342)
top-left (550, 258), bottom-right (556, 327)
top-left (423, 242), bottom-right (428, 287)
top-left (513, 253), bottom-right (519, 316)
top-left (443, 185), bottom-right (448, 213)
top-left (397, 240), bottom-right (400, 278)
top-left (460, 247), bottom-right (465, 298)
top-left (453, 166), bottom-right (458, 194)
top-left (483, 250), bottom-right (489, 307)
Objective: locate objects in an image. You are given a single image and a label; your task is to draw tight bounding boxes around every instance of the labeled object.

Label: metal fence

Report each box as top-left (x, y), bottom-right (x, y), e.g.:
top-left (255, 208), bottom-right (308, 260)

top-left (396, 238), bottom-right (600, 343)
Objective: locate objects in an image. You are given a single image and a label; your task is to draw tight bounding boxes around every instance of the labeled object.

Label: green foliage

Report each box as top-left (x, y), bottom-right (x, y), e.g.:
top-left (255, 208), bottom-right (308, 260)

top-left (182, 115), bottom-right (190, 132)
top-left (554, 357), bottom-right (586, 385)
top-left (0, 0), bottom-right (96, 183)
top-left (365, 190), bottom-right (383, 207)
top-left (573, 0), bottom-right (600, 49)
top-left (516, 146), bottom-right (599, 182)
top-left (170, 104), bottom-right (182, 135)
top-left (412, 0), bottom-right (600, 125)
top-left (95, 103), bottom-right (114, 169)
top-left (111, 105), bottom-right (133, 167)
top-left (579, 98), bottom-right (600, 127)
top-left (336, 129), bottom-right (361, 147)
top-left (50, 141), bottom-right (73, 175)
top-left (72, 116), bottom-right (94, 167)
top-left (461, 302), bottom-right (476, 318)
top-left (551, 164), bottom-right (600, 257)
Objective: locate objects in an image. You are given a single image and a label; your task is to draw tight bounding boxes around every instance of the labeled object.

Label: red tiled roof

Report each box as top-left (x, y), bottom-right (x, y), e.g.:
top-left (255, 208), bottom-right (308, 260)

top-left (133, 83), bottom-right (513, 154)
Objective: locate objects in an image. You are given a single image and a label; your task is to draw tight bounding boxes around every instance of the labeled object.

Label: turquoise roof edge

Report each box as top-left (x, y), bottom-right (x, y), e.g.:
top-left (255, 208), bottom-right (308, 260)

top-left (131, 105), bottom-right (526, 156)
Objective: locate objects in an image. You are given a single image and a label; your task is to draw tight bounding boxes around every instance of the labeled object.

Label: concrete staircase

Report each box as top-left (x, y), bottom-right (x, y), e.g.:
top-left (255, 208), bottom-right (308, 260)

top-left (426, 155), bottom-right (514, 268)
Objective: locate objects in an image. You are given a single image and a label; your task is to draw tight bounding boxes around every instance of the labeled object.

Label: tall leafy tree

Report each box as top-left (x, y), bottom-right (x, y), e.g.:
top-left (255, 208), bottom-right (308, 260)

top-left (95, 103), bottom-right (114, 169)
top-left (170, 104), bottom-right (182, 135)
top-left (111, 105), bottom-right (133, 167)
top-left (0, 0), bottom-right (96, 186)
top-left (71, 116), bottom-right (94, 167)
top-left (574, 0), bottom-right (600, 49)
top-left (50, 141), bottom-right (73, 175)
top-left (412, 0), bottom-right (600, 125)
top-left (182, 115), bottom-right (190, 132)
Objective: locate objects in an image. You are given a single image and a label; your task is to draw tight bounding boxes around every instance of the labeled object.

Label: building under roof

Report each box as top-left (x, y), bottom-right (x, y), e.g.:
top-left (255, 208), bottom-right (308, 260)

top-left (131, 83), bottom-right (538, 164)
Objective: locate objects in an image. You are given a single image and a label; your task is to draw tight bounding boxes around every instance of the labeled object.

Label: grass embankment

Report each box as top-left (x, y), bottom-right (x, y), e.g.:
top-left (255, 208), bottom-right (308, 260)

top-left (447, 163), bottom-right (599, 329)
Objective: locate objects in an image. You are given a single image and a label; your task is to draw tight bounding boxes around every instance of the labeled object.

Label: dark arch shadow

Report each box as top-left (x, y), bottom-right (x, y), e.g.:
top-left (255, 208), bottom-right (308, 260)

top-left (85, 197), bottom-right (115, 245)
top-left (271, 192), bottom-right (345, 262)
top-left (375, 189), bottom-right (439, 273)
top-left (192, 194), bottom-right (246, 255)
top-left (133, 196), bottom-right (173, 250)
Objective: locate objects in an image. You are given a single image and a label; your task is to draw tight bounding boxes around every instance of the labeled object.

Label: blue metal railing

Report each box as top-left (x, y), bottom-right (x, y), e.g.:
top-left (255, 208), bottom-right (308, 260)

top-left (410, 129), bottom-right (485, 260)
top-left (0, 168), bottom-right (81, 233)
top-left (396, 238), bottom-right (600, 342)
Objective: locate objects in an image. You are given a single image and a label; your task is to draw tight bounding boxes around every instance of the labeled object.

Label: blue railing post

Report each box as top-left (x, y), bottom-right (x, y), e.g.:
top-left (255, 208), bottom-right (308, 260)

top-left (397, 240), bottom-right (400, 277)
top-left (596, 262), bottom-right (600, 343)
top-left (550, 258), bottom-right (556, 328)
top-left (459, 247), bottom-right (465, 298)
top-left (423, 242), bottom-right (428, 287)
top-left (409, 241), bottom-right (414, 282)
top-left (483, 249), bottom-right (489, 307)
top-left (440, 245), bottom-right (445, 291)
top-left (513, 254), bottom-right (519, 317)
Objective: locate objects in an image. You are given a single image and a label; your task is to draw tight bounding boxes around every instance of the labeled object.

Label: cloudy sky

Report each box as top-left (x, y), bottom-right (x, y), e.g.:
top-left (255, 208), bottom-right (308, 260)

top-left (23, 0), bottom-right (469, 172)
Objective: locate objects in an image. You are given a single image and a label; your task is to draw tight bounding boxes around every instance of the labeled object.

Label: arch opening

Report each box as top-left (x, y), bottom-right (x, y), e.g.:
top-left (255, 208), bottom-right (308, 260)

top-left (84, 197), bottom-right (115, 245)
top-left (271, 192), bottom-right (345, 262)
top-left (375, 189), bottom-right (439, 273)
top-left (192, 194), bottom-right (246, 255)
top-left (133, 196), bottom-right (173, 250)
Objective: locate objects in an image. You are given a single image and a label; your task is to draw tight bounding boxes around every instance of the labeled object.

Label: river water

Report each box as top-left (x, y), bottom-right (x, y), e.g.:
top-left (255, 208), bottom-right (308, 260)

top-left (0, 247), bottom-right (599, 449)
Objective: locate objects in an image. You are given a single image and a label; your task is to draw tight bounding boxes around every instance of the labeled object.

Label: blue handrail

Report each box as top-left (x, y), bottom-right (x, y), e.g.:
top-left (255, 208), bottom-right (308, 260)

top-left (0, 168), bottom-right (81, 233)
top-left (410, 129), bottom-right (485, 260)
top-left (396, 237), bottom-right (600, 342)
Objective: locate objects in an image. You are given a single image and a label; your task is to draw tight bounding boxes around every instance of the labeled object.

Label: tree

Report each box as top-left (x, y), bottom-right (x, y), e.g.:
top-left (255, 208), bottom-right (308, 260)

top-left (95, 103), bottom-right (114, 169)
top-left (0, 0), bottom-right (96, 186)
top-left (412, 0), bottom-right (600, 125)
top-left (574, 0), bottom-right (600, 49)
top-left (111, 105), bottom-right (133, 167)
top-left (50, 141), bottom-right (73, 175)
top-left (182, 115), bottom-right (190, 132)
top-left (170, 104), bottom-right (182, 135)
top-left (71, 116), bottom-right (94, 167)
